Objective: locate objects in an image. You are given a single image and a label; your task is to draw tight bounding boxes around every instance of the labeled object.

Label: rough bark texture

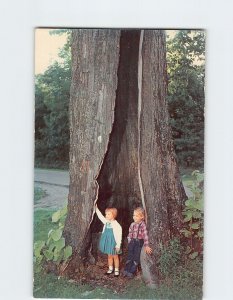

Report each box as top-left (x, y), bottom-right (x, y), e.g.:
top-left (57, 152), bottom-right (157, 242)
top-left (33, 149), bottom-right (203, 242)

top-left (64, 29), bottom-right (120, 265)
top-left (64, 29), bottom-right (186, 284)
top-left (139, 30), bottom-right (186, 286)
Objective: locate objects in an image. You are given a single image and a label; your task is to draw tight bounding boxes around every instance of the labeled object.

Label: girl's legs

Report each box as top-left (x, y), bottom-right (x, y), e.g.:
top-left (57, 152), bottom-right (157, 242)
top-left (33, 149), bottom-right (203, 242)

top-left (106, 255), bottom-right (114, 273)
top-left (113, 255), bottom-right (119, 268)
top-left (106, 254), bottom-right (119, 276)
top-left (113, 254), bottom-right (119, 276)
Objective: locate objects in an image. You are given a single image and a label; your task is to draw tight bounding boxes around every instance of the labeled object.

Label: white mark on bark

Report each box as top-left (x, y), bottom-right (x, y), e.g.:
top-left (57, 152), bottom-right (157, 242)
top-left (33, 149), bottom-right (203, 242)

top-left (97, 136), bottom-right (102, 143)
top-left (83, 43), bottom-right (87, 58)
top-left (137, 30), bottom-right (147, 217)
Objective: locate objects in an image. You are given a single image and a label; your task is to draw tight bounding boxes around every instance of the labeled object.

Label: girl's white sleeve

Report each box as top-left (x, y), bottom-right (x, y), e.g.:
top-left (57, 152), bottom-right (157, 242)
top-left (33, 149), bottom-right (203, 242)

top-left (114, 223), bottom-right (122, 249)
top-left (96, 207), bottom-right (107, 224)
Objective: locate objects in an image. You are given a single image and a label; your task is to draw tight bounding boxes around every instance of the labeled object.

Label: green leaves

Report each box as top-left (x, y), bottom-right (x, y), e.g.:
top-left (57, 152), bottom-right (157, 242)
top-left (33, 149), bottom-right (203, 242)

top-left (44, 250), bottom-right (54, 260)
top-left (191, 223), bottom-right (199, 230)
top-left (54, 238), bottom-right (66, 251)
top-left (52, 206), bottom-right (67, 223)
top-left (180, 229), bottom-right (192, 238)
top-left (185, 199), bottom-right (203, 211)
top-left (180, 170), bottom-right (204, 260)
top-left (189, 252), bottom-right (198, 260)
top-left (158, 238), bottom-right (182, 276)
top-left (34, 241), bottom-right (45, 257)
top-left (35, 34), bottom-right (71, 169)
top-left (166, 30), bottom-right (205, 169)
top-left (50, 229), bottom-right (63, 241)
top-left (64, 246), bottom-right (72, 260)
top-left (33, 206), bottom-right (72, 271)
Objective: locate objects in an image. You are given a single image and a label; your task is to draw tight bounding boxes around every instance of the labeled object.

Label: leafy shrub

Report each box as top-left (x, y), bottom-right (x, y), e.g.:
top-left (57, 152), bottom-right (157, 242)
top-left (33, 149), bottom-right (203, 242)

top-left (180, 170), bottom-right (204, 258)
top-left (158, 238), bottom-right (182, 277)
top-left (34, 205), bottom-right (72, 273)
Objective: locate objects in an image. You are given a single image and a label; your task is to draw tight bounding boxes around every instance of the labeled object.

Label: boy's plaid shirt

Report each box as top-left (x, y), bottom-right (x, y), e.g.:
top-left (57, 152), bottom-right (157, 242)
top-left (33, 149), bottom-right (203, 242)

top-left (127, 221), bottom-right (149, 246)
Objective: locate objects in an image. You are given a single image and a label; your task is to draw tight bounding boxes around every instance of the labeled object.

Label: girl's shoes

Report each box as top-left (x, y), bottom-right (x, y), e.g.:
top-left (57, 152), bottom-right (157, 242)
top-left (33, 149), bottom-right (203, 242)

top-left (105, 269), bottom-right (120, 277)
top-left (105, 269), bottom-right (114, 275)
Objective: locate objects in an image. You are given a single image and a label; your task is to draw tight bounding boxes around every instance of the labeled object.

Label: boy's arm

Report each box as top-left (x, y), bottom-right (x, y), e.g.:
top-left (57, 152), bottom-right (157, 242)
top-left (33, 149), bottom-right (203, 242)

top-left (141, 222), bottom-right (149, 246)
top-left (142, 222), bottom-right (152, 254)
top-left (127, 223), bottom-right (134, 243)
top-left (95, 205), bottom-right (107, 224)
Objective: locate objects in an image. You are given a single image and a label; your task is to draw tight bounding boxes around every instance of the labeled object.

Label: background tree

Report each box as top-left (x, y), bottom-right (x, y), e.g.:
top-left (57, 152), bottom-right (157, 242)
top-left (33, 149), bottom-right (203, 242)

top-left (63, 29), bottom-right (186, 287)
top-left (35, 31), bottom-right (71, 169)
top-left (166, 30), bottom-right (205, 170)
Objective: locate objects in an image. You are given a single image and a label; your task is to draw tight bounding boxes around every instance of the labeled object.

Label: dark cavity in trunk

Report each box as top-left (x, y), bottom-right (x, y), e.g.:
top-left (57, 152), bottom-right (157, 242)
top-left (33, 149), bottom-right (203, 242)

top-left (89, 29), bottom-right (142, 250)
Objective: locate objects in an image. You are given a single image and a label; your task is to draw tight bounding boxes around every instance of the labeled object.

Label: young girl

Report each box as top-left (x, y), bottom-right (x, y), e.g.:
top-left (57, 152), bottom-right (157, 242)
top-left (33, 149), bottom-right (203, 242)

top-left (123, 207), bottom-right (152, 278)
top-left (95, 204), bottom-right (122, 277)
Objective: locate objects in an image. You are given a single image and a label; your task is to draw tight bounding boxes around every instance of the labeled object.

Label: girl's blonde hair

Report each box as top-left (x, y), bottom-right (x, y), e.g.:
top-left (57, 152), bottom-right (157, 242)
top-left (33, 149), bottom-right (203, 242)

top-left (105, 207), bottom-right (118, 218)
top-left (134, 207), bottom-right (145, 219)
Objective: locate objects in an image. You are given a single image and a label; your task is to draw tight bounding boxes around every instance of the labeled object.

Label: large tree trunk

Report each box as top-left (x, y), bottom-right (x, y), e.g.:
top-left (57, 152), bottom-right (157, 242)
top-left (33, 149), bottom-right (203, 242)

top-left (64, 28), bottom-right (186, 284)
top-left (139, 30), bottom-right (186, 287)
top-left (63, 29), bottom-right (121, 268)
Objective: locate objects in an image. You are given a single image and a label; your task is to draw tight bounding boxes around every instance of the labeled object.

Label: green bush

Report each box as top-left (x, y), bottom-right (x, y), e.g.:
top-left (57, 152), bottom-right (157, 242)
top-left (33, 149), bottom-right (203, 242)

top-left (34, 205), bottom-right (72, 273)
top-left (158, 238), bottom-right (182, 277)
top-left (180, 170), bottom-right (204, 258)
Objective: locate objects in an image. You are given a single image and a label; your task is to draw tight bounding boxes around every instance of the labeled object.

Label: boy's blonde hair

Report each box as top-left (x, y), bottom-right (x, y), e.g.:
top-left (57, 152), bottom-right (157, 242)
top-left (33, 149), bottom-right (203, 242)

top-left (105, 207), bottom-right (118, 218)
top-left (134, 207), bottom-right (145, 219)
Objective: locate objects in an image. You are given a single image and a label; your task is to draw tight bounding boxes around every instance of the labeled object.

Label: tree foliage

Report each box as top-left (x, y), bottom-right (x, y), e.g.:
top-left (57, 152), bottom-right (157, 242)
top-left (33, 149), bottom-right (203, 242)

top-left (166, 30), bottom-right (205, 169)
top-left (35, 30), bottom-right (71, 168)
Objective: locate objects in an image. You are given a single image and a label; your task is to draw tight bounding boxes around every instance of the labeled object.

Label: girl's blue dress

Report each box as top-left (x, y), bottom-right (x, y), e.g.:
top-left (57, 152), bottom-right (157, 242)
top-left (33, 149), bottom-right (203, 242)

top-left (99, 222), bottom-right (116, 255)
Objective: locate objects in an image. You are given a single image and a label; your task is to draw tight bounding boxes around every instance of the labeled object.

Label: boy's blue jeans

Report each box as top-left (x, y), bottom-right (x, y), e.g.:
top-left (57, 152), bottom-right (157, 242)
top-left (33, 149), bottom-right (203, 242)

top-left (124, 239), bottom-right (144, 274)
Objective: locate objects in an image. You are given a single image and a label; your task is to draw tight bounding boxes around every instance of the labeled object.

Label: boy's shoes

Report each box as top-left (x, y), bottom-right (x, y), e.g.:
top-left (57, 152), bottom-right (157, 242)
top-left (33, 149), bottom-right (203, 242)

top-left (114, 270), bottom-right (120, 277)
top-left (122, 270), bottom-right (134, 278)
top-left (127, 272), bottom-right (134, 278)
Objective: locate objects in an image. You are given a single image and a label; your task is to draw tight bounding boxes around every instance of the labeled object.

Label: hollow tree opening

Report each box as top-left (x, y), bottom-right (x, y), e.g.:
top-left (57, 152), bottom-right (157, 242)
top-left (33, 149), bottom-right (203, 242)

top-left (92, 29), bottom-right (142, 238)
top-left (64, 28), bottom-right (186, 287)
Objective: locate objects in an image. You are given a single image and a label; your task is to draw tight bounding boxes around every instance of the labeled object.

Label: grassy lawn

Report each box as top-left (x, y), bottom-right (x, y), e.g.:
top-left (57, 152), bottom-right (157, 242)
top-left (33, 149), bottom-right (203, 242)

top-left (34, 209), bottom-right (202, 299)
top-left (34, 208), bottom-right (56, 241)
top-left (34, 270), bottom-right (202, 299)
top-left (34, 272), bottom-right (118, 299)
top-left (34, 186), bottom-right (47, 205)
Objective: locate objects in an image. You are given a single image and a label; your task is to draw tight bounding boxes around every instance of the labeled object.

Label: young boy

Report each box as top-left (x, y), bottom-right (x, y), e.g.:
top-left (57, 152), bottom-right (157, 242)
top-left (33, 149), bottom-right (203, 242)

top-left (123, 207), bottom-right (152, 278)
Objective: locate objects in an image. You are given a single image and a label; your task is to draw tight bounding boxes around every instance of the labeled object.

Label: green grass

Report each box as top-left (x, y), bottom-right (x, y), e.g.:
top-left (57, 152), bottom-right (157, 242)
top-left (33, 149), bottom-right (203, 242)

top-left (34, 267), bottom-right (202, 299)
top-left (34, 161), bottom-right (69, 170)
top-left (34, 208), bottom-right (56, 241)
top-left (182, 176), bottom-right (193, 188)
top-left (34, 186), bottom-right (47, 204)
top-left (34, 272), bottom-right (118, 299)
top-left (35, 167), bottom-right (69, 172)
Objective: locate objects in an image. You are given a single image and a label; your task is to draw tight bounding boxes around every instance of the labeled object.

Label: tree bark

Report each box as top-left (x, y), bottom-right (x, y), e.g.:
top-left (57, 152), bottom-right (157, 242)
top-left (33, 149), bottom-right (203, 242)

top-left (64, 29), bottom-right (186, 283)
top-left (63, 29), bottom-right (121, 268)
top-left (139, 30), bottom-right (186, 287)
